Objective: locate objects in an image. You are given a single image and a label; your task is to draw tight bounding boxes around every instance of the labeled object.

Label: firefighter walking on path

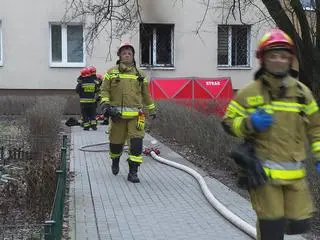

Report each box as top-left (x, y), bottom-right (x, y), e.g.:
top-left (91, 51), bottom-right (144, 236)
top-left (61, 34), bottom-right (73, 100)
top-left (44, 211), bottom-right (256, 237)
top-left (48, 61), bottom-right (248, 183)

top-left (76, 66), bottom-right (100, 131)
top-left (99, 41), bottom-right (156, 183)
top-left (222, 28), bottom-right (320, 240)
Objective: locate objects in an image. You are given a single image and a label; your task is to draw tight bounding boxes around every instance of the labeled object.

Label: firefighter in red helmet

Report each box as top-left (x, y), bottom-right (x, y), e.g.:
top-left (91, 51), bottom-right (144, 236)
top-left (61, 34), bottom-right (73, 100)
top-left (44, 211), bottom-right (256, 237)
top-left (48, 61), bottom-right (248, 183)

top-left (76, 66), bottom-right (100, 130)
top-left (222, 28), bottom-right (320, 240)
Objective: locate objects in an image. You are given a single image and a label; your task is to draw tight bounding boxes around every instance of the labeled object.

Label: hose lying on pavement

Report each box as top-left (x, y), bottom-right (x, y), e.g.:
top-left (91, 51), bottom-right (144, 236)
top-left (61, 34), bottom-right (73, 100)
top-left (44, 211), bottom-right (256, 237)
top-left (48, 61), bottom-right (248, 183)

top-left (79, 142), bottom-right (128, 152)
top-left (79, 140), bottom-right (257, 239)
top-left (149, 150), bottom-right (257, 239)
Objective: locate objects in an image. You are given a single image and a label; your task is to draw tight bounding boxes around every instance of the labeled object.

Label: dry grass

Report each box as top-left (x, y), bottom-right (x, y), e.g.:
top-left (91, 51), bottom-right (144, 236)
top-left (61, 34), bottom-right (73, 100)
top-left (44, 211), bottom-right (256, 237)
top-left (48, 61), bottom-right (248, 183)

top-left (0, 95), bottom-right (79, 116)
top-left (0, 96), bottom-right (37, 115)
top-left (147, 100), bottom-right (240, 172)
top-left (23, 97), bottom-right (67, 220)
top-left (0, 96), bottom-right (67, 225)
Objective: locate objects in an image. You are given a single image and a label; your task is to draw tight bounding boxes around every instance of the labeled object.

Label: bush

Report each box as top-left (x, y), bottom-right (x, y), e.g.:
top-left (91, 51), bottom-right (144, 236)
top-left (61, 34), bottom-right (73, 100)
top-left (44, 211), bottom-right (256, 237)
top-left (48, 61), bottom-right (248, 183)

top-left (23, 96), bottom-right (67, 219)
top-left (63, 95), bottom-right (80, 115)
top-left (0, 94), bottom-right (80, 116)
top-left (0, 96), bottom-right (67, 223)
top-left (147, 100), bottom-right (240, 172)
top-left (0, 96), bottom-right (37, 115)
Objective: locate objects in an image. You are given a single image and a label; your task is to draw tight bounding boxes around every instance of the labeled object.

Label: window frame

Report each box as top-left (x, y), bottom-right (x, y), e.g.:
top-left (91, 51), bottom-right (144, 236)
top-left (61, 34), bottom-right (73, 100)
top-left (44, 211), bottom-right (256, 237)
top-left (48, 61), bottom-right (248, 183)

top-left (0, 21), bottom-right (3, 66)
top-left (49, 22), bottom-right (86, 68)
top-left (139, 23), bottom-right (175, 69)
top-left (217, 25), bottom-right (252, 69)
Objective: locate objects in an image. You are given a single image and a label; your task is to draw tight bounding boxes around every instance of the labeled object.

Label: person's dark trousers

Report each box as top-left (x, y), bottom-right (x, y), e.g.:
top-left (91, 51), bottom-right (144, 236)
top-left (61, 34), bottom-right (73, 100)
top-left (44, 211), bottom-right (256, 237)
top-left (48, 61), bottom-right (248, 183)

top-left (80, 103), bottom-right (97, 130)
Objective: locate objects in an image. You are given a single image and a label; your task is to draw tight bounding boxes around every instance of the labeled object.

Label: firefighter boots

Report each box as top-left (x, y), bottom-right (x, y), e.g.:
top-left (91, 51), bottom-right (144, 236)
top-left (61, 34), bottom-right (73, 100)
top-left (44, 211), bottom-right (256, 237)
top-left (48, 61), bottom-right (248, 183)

top-left (127, 160), bottom-right (140, 183)
top-left (111, 157), bottom-right (120, 175)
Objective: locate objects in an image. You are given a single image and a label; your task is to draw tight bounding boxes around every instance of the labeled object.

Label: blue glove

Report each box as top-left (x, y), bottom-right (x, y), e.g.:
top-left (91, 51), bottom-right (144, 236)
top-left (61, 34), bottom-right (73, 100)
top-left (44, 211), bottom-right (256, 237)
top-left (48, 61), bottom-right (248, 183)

top-left (250, 108), bottom-right (273, 132)
top-left (315, 161), bottom-right (320, 174)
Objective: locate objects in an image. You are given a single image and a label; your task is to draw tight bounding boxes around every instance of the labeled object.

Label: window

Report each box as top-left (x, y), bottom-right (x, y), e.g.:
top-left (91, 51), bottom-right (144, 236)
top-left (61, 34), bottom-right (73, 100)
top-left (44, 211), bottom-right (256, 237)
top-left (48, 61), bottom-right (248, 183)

top-left (50, 23), bottom-right (85, 67)
top-left (300, 0), bottom-right (314, 10)
top-left (217, 25), bottom-right (251, 68)
top-left (0, 21), bottom-right (2, 66)
top-left (140, 24), bottom-right (174, 68)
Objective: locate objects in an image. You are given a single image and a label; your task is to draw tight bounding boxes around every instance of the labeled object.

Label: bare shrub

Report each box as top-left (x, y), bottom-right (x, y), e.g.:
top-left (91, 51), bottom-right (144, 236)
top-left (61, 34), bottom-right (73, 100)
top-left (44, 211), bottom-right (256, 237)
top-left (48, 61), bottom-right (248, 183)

top-left (0, 95), bottom-right (68, 240)
top-left (24, 96), bottom-right (66, 137)
top-left (0, 96), bottom-right (36, 115)
top-left (147, 100), bottom-right (240, 172)
top-left (63, 95), bottom-right (81, 115)
top-left (22, 96), bottom-right (67, 220)
top-left (0, 94), bottom-right (80, 116)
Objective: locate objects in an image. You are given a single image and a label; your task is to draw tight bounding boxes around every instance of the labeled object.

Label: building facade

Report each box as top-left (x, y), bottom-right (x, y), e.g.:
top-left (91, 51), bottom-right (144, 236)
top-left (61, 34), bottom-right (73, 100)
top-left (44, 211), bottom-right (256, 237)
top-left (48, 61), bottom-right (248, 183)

top-left (0, 0), bottom-right (309, 92)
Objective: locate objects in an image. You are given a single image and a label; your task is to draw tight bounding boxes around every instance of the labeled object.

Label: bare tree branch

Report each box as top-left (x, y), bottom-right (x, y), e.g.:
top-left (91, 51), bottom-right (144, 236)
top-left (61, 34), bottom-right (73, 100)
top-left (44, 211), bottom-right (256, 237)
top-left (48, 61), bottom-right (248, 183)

top-left (290, 0), bottom-right (313, 50)
top-left (195, 0), bottom-right (210, 34)
top-left (63, 0), bottom-right (142, 57)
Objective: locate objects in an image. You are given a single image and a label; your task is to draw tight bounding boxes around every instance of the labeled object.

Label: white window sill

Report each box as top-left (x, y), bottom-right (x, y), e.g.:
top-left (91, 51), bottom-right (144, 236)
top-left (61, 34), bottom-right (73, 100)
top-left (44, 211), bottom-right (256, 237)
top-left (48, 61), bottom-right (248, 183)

top-left (50, 62), bottom-right (85, 68)
top-left (140, 66), bottom-right (175, 70)
top-left (217, 66), bottom-right (252, 70)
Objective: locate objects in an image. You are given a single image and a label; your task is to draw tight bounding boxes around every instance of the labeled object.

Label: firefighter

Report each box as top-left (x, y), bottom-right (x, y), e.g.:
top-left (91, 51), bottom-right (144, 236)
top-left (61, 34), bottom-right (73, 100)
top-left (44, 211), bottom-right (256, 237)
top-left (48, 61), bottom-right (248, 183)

top-left (222, 28), bottom-right (320, 240)
top-left (95, 73), bottom-right (109, 125)
top-left (76, 66), bottom-right (99, 131)
top-left (96, 73), bottom-right (103, 90)
top-left (99, 41), bottom-right (156, 183)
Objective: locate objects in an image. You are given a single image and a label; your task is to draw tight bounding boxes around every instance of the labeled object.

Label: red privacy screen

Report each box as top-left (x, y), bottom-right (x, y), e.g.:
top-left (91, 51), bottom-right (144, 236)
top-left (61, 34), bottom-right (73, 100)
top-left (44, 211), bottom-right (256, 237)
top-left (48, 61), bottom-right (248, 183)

top-left (148, 77), bottom-right (233, 117)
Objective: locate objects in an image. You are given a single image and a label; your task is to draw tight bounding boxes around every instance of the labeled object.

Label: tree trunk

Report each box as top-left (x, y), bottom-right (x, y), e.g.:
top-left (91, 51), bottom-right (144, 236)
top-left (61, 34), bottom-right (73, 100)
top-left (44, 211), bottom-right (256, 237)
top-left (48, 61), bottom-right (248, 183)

top-left (261, 0), bottom-right (320, 96)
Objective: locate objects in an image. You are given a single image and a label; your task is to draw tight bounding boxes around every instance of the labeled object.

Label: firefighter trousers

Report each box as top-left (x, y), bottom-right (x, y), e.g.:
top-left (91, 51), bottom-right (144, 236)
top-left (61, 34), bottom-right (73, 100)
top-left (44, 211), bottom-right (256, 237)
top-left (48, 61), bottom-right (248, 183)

top-left (109, 117), bottom-right (144, 164)
top-left (249, 178), bottom-right (314, 240)
top-left (80, 102), bottom-right (97, 129)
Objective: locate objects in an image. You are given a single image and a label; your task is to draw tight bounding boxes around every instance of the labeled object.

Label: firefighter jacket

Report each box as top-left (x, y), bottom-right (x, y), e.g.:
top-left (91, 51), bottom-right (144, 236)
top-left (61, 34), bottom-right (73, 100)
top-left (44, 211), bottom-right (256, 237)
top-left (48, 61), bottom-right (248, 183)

top-left (76, 76), bottom-right (99, 103)
top-left (99, 63), bottom-right (156, 118)
top-left (222, 73), bottom-right (320, 180)
top-left (95, 79), bottom-right (103, 102)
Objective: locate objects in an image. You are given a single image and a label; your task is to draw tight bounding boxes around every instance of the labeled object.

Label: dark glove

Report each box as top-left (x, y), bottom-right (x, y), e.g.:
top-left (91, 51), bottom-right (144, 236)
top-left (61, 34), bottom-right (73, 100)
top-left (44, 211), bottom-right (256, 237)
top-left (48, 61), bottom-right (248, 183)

top-left (108, 106), bottom-right (121, 122)
top-left (102, 104), bottom-right (111, 117)
top-left (149, 113), bottom-right (156, 119)
top-left (247, 161), bottom-right (268, 189)
top-left (250, 108), bottom-right (273, 132)
top-left (231, 142), bottom-right (267, 189)
top-left (96, 96), bottom-right (101, 102)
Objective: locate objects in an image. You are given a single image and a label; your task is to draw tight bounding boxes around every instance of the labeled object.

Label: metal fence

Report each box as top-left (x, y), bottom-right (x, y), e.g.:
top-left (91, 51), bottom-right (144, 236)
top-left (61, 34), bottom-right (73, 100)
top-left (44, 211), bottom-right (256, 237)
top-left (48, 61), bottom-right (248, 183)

top-left (44, 135), bottom-right (68, 240)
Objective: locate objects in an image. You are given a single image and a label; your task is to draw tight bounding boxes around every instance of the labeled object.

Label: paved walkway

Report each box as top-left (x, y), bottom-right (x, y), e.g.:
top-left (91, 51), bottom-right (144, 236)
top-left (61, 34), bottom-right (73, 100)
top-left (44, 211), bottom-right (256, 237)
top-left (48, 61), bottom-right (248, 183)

top-left (68, 126), bottom-right (305, 240)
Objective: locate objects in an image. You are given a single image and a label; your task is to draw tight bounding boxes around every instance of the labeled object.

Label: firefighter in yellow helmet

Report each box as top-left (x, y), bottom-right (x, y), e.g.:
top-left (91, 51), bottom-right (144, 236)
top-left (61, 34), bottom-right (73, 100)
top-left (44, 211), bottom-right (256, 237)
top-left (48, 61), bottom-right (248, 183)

top-left (99, 41), bottom-right (156, 183)
top-left (222, 28), bottom-right (320, 239)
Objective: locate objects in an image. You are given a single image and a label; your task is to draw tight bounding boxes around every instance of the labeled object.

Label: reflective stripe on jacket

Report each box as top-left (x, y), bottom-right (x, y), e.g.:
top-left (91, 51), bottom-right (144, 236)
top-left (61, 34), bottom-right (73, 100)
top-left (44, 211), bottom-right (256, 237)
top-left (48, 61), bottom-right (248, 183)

top-left (222, 74), bottom-right (320, 179)
top-left (76, 76), bottom-right (99, 103)
top-left (263, 160), bottom-right (305, 180)
top-left (99, 65), bottom-right (155, 117)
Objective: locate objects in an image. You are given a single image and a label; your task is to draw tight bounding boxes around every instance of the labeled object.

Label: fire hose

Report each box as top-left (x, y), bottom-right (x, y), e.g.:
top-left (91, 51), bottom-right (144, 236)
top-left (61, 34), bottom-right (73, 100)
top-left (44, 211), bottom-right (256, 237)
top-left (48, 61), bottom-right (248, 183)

top-left (79, 140), bottom-right (257, 239)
